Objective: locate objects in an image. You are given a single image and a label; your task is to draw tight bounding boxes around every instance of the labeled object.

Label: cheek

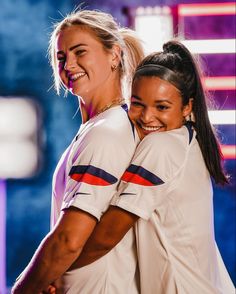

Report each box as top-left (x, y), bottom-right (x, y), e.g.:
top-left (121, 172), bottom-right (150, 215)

top-left (58, 63), bottom-right (64, 73)
top-left (169, 110), bottom-right (185, 127)
top-left (128, 107), bottom-right (142, 121)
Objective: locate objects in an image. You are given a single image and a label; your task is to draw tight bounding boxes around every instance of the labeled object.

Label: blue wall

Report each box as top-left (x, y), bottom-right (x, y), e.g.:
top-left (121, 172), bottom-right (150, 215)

top-left (1, 0), bottom-right (235, 288)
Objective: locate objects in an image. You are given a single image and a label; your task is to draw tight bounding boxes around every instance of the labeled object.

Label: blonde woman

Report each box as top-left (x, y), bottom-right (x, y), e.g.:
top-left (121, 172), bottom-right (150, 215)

top-left (12, 10), bottom-right (144, 294)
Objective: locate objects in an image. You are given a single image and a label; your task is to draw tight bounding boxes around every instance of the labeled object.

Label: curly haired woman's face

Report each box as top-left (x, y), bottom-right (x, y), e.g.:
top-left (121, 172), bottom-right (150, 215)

top-left (129, 76), bottom-right (192, 139)
top-left (56, 25), bottom-right (114, 97)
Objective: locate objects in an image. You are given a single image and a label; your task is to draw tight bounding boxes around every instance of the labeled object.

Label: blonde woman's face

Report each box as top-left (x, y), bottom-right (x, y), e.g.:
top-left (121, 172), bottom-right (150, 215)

top-left (56, 25), bottom-right (114, 98)
top-left (129, 76), bottom-right (192, 139)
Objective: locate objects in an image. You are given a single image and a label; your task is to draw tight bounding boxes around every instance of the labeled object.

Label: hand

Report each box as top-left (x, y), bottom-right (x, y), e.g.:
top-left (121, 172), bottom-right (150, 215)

top-left (41, 284), bottom-right (57, 294)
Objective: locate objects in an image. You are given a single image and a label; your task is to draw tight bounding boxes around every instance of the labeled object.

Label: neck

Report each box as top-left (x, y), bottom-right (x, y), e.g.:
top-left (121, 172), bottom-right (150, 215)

top-left (79, 88), bottom-right (124, 123)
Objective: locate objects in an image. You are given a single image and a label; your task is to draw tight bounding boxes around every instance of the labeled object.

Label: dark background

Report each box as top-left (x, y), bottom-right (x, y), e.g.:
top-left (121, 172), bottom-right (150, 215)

top-left (0, 0), bottom-right (235, 290)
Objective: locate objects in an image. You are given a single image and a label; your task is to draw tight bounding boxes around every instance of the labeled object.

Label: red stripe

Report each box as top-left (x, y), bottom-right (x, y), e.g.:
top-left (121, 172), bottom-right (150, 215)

top-left (121, 171), bottom-right (155, 186)
top-left (71, 173), bottom-right (111, 186)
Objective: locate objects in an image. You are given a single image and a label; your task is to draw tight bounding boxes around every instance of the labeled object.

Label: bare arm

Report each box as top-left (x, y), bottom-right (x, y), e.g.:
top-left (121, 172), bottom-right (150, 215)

top-left (70, 206), bottom-right (139, 269)
top-left (11, 207), bottom-right (97, 294)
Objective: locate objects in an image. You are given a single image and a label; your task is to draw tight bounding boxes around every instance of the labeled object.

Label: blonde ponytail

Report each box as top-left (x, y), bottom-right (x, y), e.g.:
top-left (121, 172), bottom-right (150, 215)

top-left (119, 28), bottom-right (145, 99)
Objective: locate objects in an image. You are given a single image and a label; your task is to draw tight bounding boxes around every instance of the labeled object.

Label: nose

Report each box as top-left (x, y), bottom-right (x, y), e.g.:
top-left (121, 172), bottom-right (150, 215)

top-left (140, 107), bottom-right (155, 124)
top-left (64, 56), bottom-right (77, 71)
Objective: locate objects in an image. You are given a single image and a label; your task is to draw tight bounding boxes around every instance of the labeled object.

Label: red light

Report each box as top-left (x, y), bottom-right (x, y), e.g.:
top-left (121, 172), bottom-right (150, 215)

top-left (202, 77), bottom-right (236, 91)
top-left (179, 3), bottom-right (236, 16)
top-left (221, 145), bottom-right (236, 160)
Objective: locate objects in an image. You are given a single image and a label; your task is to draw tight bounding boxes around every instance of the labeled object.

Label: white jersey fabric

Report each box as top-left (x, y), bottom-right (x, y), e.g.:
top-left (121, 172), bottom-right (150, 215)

top-left (112, 124), bottom-right (235, 294)
top-left (51, 105), bottom-right (140, 294)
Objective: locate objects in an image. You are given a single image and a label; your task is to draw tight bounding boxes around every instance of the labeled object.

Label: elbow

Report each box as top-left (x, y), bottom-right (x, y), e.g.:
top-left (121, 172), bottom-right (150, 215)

top-left (57, 231), bottom-right (84, 254)
top-left (91, 232), bottom-right (118, 254)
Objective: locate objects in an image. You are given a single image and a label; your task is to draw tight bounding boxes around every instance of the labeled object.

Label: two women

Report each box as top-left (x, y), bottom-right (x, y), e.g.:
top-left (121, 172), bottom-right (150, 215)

top-left (12, 8), bottom-right (234, 294)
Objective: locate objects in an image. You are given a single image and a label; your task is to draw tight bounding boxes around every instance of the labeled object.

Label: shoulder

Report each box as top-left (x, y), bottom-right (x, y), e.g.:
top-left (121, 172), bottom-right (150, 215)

top-left (142, 126), bottom-right (189, 149)
top-left (136, 126), bottom-right (192, 163)
top-left (131, 126), bottom-right (194, 181)
top-left (72, 106), bottom-right (137, 158)
top-left (88, 106), bottom-right (136, 142)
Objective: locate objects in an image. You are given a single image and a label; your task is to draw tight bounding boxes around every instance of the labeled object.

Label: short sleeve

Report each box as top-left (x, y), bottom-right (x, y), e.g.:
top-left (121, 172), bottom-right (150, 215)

top-left (111, 130), bottom-right (187, 220)
top-left (61, 113), bottom-right (138, 220)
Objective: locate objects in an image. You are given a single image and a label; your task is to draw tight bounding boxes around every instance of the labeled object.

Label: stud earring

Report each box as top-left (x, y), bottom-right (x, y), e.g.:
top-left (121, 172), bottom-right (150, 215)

top-left (185, 112), bottom-right (195, 123)
top-left (186, 113), bottom-right (192, 122)
top-left (111, 64), bottom-right (117, 71)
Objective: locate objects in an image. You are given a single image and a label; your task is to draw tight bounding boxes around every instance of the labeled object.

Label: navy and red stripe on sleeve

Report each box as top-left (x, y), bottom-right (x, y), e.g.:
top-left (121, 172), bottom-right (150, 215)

top-left (69, 165), bottom-right (118, 186)
top-left (121, 164), bottom-right (164, 186)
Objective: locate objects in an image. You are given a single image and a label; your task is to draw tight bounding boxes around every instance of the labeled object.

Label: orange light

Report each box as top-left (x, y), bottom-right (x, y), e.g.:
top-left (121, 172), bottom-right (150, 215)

top-left (179, 3), bottom-right (236, 16)
top-left (221, 145), bottom-right (236, 160)
top-left (202, 76), bottom-right (236, 91)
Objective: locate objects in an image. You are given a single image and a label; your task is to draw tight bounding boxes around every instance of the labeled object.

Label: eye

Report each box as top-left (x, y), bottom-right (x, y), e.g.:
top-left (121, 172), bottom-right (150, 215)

top-left (57, 55), bottom-right (65, 63)
top-left (131, 101), bottom-right (143, 107)
top-left (156, 104), bottom-right (169, 111)
top-left (75, 49), bottom-right (86, 56)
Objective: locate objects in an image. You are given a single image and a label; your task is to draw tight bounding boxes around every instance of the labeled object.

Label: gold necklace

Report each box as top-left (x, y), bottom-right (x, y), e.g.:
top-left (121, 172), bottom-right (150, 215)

top-left (93, 98), bottom-right (126, 119)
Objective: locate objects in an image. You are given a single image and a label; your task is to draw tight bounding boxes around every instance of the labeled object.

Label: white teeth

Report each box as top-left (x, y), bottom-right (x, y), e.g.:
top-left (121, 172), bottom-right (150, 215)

top-left (70, 72), bottom-right (86, 81)
top-left (141, 125), bottom-right (162, 131)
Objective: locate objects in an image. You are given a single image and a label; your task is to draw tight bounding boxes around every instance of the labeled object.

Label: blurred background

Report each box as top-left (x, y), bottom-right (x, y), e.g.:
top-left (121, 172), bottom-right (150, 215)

top-left (0, 0), bottom-right (235, 292)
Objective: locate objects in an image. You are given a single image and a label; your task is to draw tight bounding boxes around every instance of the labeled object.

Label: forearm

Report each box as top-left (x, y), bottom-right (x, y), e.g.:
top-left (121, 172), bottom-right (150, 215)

top-left (11, 208), bottom-right (97, 294)
top-left (70, 235), bottom-right (112, 269)
top-left (11, 232), bottom-right (83, 294)
top-left (71, 206), bottom-right (138, 269)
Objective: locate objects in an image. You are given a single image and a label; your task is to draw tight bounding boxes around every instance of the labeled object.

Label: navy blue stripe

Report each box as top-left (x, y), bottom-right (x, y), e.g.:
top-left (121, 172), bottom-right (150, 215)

top-left (69, 165), bottom-right (117, 184)
top-left (120, 192), bottom-right (136, 196)
top-left (73, 192), bottom-right (90, 197)
top-left (121, 104), bottom-right (135, 140)
top-left (126, 164), bottom-right (164, 185)
top-left (184, 122), bottom-right (194, 144)
top-left (128, 116), bottom-right (135, 140)
top-left (121, 103), bottom-right (128, 112)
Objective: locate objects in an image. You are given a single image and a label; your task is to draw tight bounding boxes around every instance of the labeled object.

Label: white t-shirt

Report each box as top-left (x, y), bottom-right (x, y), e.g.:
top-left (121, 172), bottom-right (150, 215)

top-left (112, 124), bottom-right (235, 294)
top-left (51, 105), bottom-right (140, 294)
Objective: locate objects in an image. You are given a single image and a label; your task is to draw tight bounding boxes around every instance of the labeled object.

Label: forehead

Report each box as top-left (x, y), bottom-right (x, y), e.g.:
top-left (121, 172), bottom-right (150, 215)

top-left (56, 25), bottom-right (101, 51)
top-left (132, 76), bottom-right (182, 100)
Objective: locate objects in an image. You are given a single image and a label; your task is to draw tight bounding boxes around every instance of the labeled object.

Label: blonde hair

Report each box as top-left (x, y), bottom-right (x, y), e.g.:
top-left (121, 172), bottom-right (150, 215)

top-left (48, 10), bottom-right (144, 96)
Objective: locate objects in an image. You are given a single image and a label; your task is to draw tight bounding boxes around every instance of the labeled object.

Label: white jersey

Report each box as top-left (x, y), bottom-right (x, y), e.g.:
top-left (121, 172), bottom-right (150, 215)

top-left (51, 105), bottom-right (140, 294)
top-left (112, 124), bottom-right (235, 294)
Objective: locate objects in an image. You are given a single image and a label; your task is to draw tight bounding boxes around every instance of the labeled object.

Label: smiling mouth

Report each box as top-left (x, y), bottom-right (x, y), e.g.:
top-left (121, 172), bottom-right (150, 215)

top-left (139, 123), bottom-right (163, 132)
top-left (69, 72), bottom-right (86, 82)
top-left (68, 72), bottom-right (86, 89)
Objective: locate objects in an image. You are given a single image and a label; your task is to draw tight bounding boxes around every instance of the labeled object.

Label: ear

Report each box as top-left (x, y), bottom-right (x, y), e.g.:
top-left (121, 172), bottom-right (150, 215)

top-left (111, 44), bottom-right (121, 64)
top-left (183, 98), bottom-right (193, 118)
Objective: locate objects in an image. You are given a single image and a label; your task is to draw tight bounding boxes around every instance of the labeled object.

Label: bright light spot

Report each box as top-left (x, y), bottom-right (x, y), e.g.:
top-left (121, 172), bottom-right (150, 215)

top-left (182, 39), bottom-right (236, 54)
top-left (0, 98), bottom-right (37, 137)
top-left (179, 3), bottom-right (236, 16)
top-left (221, 145), bottom-right (236, 160)
top-left (208, 110), bottom-right (236, 125)
top-left (135, 13), bottom-right (173, 54)
top-left (0, 141), bottom-right (38, 179)
top-left (0, 97), bottom-right (40, 179)
top-left (203, 77), bottom-right (236, 90)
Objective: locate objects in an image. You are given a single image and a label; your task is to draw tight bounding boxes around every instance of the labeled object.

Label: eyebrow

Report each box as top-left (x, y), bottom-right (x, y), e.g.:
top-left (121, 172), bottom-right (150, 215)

top-left (57, 43), bottom-right (87, 55)
top-left (131, 95), bottom-right (173, 104)
top-left (131, 95), bottom-right (141, 100)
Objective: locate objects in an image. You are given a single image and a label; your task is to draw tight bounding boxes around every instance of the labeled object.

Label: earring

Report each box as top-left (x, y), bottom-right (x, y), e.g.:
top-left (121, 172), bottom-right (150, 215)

top-left (111, 64), bottom-right (117, 71)
top-left (185, 112), bottom-right (195, 123)
top-left (186, 113), bottom-right (192, 122)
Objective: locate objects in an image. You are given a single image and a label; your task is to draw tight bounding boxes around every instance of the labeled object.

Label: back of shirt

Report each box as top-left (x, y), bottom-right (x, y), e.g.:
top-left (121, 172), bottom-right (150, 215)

top-left (51, 106), bottom-right (140, 294)
top-left (113, 125), bottom-right (234, 294)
